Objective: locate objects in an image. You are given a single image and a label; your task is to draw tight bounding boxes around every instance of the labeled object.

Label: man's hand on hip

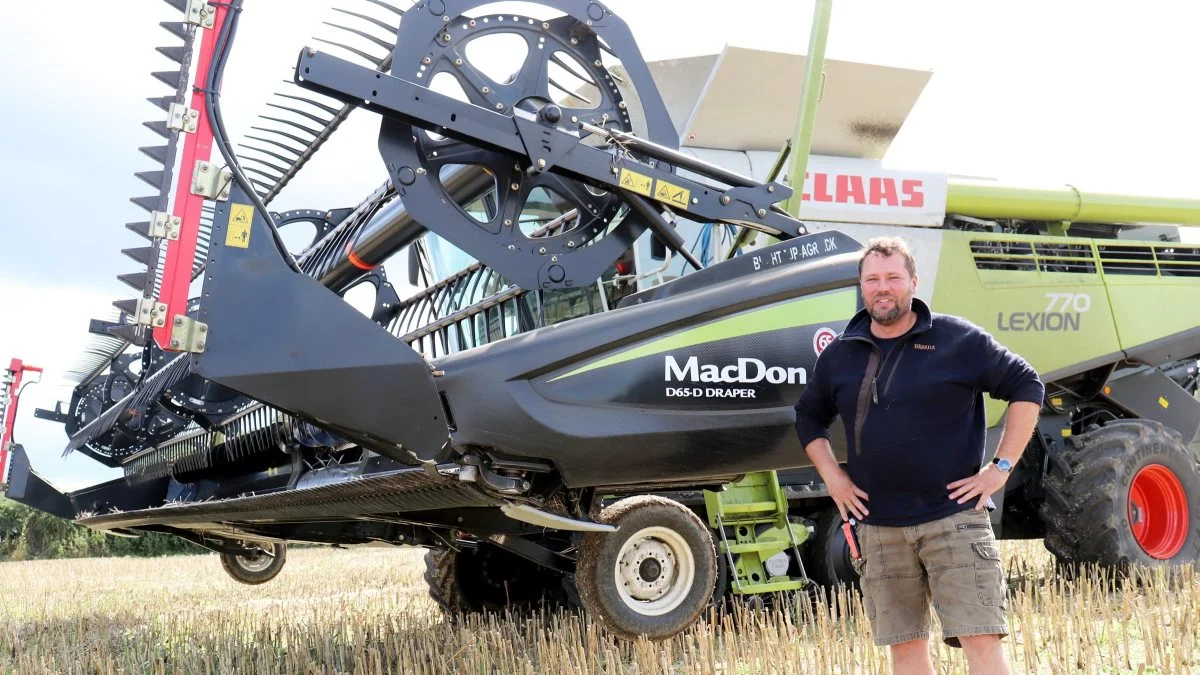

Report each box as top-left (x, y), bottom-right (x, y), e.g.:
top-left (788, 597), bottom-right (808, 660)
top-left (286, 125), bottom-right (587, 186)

top-left (826, 467), bottom-right (870, 521)
top-left (947, 464), bottom-right (1009, 510)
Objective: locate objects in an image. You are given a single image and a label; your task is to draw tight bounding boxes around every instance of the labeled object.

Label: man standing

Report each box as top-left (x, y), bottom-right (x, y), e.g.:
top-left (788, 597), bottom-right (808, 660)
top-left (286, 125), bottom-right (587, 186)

top-left (794, 236), bottom-right (1043, 675)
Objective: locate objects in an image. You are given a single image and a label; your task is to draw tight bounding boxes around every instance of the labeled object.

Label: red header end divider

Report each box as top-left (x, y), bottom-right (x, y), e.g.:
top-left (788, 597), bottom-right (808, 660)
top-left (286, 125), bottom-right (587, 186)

top-left (1, 358), bottom-right (43, 483)
top-left (152, 4), bottom-right (230, 350)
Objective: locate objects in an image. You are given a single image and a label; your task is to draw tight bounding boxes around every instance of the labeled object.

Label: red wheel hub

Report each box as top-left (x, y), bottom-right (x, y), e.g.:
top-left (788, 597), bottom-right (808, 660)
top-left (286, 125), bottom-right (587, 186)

top-left (1127, 464), bottom-right (1189, 560)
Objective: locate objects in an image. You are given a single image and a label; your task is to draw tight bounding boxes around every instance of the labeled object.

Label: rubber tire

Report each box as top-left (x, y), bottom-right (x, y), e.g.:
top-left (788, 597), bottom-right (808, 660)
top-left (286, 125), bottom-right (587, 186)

top-left (1040, 419), bottom-right (1200, 573)
top-left (220, 542), bottom-right (287, 585)
top-left (804, 505), bottom-right (861, 590)
top-left (575, 495), bottom-right (717, 641)
top-left (423, 544), bottom-right (574, 614)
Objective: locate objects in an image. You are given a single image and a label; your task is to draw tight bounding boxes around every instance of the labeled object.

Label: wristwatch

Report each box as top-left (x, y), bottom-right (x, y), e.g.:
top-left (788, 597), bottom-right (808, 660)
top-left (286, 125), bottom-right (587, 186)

top-left (992, 457), bottom-right (1013, 473)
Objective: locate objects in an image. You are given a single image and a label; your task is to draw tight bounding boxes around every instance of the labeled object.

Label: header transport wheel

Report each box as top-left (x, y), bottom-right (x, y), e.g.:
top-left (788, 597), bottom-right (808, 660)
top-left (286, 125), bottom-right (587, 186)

top-left (1040, 419), bottom-right (1200, 574)
top-left (220, 541), bottom-right (287, 585)
top-left (575, 495), bottom-right (716, 640)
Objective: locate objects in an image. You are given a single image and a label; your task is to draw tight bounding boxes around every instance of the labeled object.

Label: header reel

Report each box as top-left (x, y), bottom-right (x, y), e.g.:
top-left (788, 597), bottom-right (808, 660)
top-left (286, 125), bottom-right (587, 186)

top-left (295, 0), bottom-right (807, 290)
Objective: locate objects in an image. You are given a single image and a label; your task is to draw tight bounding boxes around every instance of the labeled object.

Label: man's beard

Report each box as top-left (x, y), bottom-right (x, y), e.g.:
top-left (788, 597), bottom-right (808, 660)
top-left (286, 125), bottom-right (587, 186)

top-left (868, 292), bottom-right (910, 325)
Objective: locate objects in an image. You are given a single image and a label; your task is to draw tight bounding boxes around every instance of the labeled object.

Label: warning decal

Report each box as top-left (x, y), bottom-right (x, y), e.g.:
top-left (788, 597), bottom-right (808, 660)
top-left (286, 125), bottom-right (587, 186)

top-left (619, 168), bottom-right (652, 197)
top-left (653, 179), bottom-right (690, 209)
top-left (226, 203), bottom-right (253, 249)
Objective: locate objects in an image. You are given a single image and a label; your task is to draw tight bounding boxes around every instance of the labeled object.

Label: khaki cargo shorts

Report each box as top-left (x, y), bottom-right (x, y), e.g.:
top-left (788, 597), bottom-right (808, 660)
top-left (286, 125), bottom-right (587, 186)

top-left (851, 508), bottom-right (1008, 648)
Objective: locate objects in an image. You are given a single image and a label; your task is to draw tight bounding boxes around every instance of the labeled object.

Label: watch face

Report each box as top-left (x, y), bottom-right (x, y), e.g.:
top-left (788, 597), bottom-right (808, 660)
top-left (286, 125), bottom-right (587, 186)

top-left (996, 458), bottom-right (1011, 471)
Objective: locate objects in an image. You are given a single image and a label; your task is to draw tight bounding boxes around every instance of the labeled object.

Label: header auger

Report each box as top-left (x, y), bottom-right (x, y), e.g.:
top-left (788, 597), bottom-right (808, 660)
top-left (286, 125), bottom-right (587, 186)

top-left (8, 0), bottom-right (1200, 642)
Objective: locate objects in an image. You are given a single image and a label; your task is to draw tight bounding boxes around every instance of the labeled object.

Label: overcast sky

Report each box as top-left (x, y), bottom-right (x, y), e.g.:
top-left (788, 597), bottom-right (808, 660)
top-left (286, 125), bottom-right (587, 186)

top-left (2, 0), bottom-right (1199, 489)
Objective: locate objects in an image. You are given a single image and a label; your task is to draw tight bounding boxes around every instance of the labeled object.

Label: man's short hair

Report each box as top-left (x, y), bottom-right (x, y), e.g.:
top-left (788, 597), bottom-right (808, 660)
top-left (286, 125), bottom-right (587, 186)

top-left (858, 236), bottom-right (917, 278)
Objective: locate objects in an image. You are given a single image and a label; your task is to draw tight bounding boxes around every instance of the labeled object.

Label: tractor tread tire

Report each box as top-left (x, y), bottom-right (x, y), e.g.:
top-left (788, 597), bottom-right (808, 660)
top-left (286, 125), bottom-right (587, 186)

top-left (1039, 419), bottom-right (1200, 572)
top-left (423, 548), bottom-right (462, 613)
top-left (805, 505), bottom-right (860, 590)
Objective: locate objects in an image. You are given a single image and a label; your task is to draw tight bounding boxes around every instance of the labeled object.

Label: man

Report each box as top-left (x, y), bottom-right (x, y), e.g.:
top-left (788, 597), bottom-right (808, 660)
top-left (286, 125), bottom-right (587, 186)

top-left (794, 236), bottom-right (1043, 675)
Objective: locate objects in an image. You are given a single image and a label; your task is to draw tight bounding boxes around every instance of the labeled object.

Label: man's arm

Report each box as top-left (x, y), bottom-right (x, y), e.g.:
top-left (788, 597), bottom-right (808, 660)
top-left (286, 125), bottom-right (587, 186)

top-left (947, 400), bottom-right (1040, 510)
top-left (795, 343), bottom-right (869, 521)
top-left (948, 325), bottom-right (1046, 510)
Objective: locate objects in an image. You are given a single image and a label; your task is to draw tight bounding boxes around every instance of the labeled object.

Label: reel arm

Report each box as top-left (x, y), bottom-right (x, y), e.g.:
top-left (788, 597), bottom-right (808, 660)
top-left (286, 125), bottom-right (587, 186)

top-left (294, 47), bottom-right (806, 289)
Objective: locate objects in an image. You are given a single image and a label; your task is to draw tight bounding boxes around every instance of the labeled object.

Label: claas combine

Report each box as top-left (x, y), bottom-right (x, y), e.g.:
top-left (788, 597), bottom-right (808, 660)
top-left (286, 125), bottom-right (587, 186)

top-left (6, 0), bottom-right (1200, 640)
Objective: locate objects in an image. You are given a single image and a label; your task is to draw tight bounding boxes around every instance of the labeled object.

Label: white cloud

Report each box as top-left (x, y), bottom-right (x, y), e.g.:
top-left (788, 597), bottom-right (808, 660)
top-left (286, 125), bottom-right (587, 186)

top-left (0, 280), bottom-right (126, 489)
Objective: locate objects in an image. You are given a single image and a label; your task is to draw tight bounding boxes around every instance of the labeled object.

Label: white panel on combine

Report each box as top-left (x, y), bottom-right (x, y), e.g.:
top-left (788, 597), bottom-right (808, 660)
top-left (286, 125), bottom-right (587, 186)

top-left (667, 46), bottom-right (932, 158)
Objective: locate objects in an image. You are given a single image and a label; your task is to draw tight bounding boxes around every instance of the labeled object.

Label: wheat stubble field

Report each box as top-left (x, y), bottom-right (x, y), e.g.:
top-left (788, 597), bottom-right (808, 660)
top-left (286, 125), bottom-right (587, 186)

top-left (0, 541), bottom-right (1195, 674)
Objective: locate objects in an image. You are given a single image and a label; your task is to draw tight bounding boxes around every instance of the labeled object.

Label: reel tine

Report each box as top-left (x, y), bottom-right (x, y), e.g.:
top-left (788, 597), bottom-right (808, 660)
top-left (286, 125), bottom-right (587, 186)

top-left (241, 155), bottom-right (290, 176)
top-left (550, 53), bottom-right (594, 85)
top-left (243, 134), bottom-right (304, 157)
top-left (259, 115), bottom-right (322, 139)
top-left (361, 0), bottom-right (405, 17)
top-left (245, 176), bottom-right (275, 192)
top-left (162, 0), bottom-right (187, 12)
top-left (321, 21), bottom-right (395, 52)
top-left (312, 36), bottom-right (384, 67)
top-left (265, 102), bottom-right (332, 128)
top-left (250, 125), bottom-right (314, 148)
top-left (331, 7), bottom-right (398, 35)
top-left (273, 91), bottom-right (342, 117)
top-left (549, 78), bottom-right (592, 106)
top-left (243, 165), bottom-right (284, 182)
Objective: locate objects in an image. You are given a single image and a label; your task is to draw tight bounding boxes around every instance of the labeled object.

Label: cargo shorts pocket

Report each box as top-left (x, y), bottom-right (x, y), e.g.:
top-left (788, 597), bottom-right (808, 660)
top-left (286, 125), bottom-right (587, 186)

top-left (972, 541), bottom-right (1004, 607)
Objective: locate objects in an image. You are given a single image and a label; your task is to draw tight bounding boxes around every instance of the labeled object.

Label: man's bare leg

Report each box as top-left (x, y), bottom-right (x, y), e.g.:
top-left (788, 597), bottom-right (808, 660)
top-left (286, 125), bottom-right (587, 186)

top-left (890, 638), bottom-right (934, 675)
top-left (957, 634), bottom-right (1012, 675)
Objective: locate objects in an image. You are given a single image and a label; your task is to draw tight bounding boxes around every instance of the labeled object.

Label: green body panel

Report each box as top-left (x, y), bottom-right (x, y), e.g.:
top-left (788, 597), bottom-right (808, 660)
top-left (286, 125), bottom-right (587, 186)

top-left (704, 471), bottom-right (809, 594)
top-left (946, 180), bottom-right (1200, 226)
top-left (1095, 240), bottom-right (1200, 350)
top-left (931, 231), bottom-right (1122, 426)
top-left (930, 231), bottom-right (1200, 426)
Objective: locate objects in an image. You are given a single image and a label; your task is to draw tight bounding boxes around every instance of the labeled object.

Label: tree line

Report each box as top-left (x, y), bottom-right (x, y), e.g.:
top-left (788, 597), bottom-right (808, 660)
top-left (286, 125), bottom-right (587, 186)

top-left (0, 495), bottom-right (202, 561)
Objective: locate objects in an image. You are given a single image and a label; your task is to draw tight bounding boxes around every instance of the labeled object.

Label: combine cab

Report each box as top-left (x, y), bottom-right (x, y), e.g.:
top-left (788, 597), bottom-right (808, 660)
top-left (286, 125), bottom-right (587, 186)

top-left (7, 0), bottom-right (1200, 641)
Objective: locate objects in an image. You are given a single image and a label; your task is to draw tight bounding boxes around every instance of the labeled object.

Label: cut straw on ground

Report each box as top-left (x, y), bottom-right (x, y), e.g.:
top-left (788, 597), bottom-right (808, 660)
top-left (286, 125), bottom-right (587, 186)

top-left (1, 540), bottom-right (1195, 673)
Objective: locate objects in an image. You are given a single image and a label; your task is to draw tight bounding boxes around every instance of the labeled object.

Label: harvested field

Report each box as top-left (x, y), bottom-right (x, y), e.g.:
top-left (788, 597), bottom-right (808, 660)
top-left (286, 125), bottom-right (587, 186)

top-left (1, 540), bottom-right (1195, 673)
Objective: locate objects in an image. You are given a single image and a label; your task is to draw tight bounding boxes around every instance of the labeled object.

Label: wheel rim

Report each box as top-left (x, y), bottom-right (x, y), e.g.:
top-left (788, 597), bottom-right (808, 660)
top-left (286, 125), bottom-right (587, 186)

top-left (613, 526), bottom-right (695, 617)
top-left (236, 543), bottom-right (277, 572)
top-left (1127, 464), bottom-right (1189, 560)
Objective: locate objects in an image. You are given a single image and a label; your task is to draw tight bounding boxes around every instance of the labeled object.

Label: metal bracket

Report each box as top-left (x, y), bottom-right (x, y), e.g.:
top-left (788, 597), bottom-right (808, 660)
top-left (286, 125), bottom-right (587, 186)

top-left (186, 0), bottom-right (216, 29)
top-left (191, 161), bottom-right (231, 201)
top-left (169, 315), bottom-right (208, 352)
top-left (148, 211), bottom-right (182, 240)
top-left (167, 103), bottom-right (199, 134)
top-left (135, 297), bottom-right (169, 328)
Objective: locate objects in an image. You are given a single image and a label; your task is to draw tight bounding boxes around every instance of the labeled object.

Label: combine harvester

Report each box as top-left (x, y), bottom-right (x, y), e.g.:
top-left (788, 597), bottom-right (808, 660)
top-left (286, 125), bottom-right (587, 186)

top-left (7, 0), bottom-right (1200, 639)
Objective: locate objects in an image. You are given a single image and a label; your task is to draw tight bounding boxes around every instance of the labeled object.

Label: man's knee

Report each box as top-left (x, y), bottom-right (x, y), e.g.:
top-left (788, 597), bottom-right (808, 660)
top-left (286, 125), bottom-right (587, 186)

top-left (956, 633), bottom-right (1003, 652)
top-left (890, 637), bottom-right (929, 657)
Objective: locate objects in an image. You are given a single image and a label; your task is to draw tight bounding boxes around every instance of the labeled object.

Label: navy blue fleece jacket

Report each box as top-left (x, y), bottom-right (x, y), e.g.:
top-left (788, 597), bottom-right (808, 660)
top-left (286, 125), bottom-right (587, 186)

top-left (794, 297), bottom-right (1045, 527)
